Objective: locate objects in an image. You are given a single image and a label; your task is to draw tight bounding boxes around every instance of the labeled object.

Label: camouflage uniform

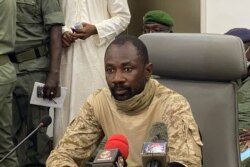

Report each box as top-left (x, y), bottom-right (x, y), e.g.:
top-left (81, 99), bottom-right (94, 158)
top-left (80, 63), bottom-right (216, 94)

top-left (242, 158), bottom-right (250, 167)
top-left (0, 0), bottom-right (18, 166)
top-left (238, 76), bottom-right (250, 131)
top-left (47, 79), bottom-right (202, 167)
top-left (238, 76), bottom-right (250, 167)
top-left (10, 0), bottom-right (64, 166)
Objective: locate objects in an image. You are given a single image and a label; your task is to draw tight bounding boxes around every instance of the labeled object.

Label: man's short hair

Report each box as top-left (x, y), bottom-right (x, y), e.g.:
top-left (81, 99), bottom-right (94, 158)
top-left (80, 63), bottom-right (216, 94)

top-left (106, 35), bottom-right (149, 64)
top-left (143, 10), bottom-right (175, 27)
top-left (225, 28), bottom-right (250, 43)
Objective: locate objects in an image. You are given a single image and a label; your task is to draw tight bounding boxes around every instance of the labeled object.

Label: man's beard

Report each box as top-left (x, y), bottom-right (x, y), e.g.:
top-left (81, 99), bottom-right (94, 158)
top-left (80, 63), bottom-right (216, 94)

top-left (110, 83), bottom-right (132, 101)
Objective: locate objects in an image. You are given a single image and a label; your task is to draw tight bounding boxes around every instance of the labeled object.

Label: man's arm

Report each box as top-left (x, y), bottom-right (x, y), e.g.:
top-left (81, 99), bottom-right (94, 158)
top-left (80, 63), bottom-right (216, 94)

top-left (93, 0), bottom-right (131, 46)
top-left (43, 25), bottom-right (62, 99)
top-left (71, 0), bottom-right (131, 46)
top-left (46, 101), bottom-right (104, 166)
top-left (163, 94), bottom-right (203, 167)
top-left (40, 0), bottom-right (64, 99)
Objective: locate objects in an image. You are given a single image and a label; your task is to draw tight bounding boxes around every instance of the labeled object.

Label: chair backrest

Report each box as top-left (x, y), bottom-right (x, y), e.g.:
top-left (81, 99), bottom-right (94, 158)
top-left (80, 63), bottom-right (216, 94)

top-left (139, 33), bottom-right (248, 167)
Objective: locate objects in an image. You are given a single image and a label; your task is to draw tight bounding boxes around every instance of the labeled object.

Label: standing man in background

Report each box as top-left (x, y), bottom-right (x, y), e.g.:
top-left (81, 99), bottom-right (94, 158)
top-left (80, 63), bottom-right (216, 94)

top-left (10, 0), bottom-right (64, 166)
top-left (225, 28), bottom-right (250, 167)
top-left (0, 0), bottom-right (18, 166)
top-left (54, 0), bottom-right (131, 145)
top-left (143, 10), bottom-right (175, 34)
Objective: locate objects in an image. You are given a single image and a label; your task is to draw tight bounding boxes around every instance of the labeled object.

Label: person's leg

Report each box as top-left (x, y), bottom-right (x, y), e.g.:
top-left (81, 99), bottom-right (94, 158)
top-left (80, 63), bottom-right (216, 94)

top-left (12, 72), bottom-right (34, 167)
top-left (13, 71), bottom-right (51, 166)
top-left (30, 72), bottom-right (51, 165)
top-left (0, 81), bottom-right (18, 167)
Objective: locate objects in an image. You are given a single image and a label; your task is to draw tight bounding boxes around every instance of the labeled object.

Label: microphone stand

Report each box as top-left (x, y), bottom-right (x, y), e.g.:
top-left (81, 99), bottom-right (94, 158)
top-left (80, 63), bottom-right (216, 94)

top-left (0, 123), bottom-right (43, 163)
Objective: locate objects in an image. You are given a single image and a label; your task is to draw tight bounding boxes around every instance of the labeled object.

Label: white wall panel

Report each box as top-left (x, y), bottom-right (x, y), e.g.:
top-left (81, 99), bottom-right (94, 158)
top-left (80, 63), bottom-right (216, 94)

top-left (202, 0), bottom-right (250, 34)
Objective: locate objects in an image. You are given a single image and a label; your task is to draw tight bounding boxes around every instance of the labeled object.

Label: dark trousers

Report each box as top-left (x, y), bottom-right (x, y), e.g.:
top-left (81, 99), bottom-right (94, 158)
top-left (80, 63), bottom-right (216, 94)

top-left (12, 71), bottom-right (52, 167)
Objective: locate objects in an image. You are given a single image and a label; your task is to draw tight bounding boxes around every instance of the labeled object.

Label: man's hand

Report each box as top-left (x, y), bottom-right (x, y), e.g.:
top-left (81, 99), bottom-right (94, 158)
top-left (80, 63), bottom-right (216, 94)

top-left (240, 129), bottom-right (250, 151)
top-left (72, 23), bottom-right (97, 40)
top-left (43, 71), bottom-right (59, 100)
top-left (62, 31), bottom-right (77, 48)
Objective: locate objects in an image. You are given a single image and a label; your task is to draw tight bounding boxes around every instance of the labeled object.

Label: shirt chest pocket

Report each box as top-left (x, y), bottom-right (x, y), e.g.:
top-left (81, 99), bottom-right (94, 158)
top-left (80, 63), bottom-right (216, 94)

top-left (17, 0), bottom-right (42, 24)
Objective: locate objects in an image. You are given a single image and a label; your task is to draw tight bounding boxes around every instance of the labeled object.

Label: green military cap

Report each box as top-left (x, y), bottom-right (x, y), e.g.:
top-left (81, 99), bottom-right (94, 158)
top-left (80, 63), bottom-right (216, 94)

top-left (143, 10), bottom-right (175, 27)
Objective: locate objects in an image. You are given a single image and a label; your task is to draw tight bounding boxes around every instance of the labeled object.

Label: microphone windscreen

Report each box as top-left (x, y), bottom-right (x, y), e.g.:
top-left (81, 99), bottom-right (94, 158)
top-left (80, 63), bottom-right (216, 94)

top-left (141, 122), bottom-right (168, 167)
top-left (40, 116), bottom-right (52, 127)
top-left (104, 134), bottom-right (129, 160)
top-left (146, 122), bottom-right (167, 142)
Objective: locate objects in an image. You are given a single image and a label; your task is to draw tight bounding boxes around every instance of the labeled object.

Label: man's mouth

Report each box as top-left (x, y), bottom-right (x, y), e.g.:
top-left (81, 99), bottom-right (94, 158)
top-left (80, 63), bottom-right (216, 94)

top-left (114, 88), bottom-right (127, 95)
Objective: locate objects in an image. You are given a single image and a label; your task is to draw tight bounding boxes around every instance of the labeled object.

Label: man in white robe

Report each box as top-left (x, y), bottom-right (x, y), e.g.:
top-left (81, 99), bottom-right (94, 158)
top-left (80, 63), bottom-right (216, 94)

top-left (54, 0), bottom-right (131, 145)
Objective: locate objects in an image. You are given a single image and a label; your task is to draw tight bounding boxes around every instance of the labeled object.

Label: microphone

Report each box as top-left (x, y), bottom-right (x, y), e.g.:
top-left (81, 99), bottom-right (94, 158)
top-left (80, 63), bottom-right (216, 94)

top-left (141, 122), bottom-right (168, 167)
top-left (93, 134), bottom-right (129, 167)
top-left (0, 116), bottom-right (52, 163)
top-left (39, 115), bottom-right (52, 127)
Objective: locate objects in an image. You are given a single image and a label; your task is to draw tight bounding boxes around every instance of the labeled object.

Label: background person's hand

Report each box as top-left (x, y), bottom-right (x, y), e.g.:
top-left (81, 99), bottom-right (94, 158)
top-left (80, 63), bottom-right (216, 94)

top-left (62, 31), bottom-right (77, 48)
top-left (43, 71), bottom-right (59, 100)
top-left (240, 129), bottom-right (250, 142)
top-left (72, 23), bottom-right (97, 40)
top-left (240, 129), bottom-right (250, 151)
top-left (242, 141), bottom-right (250, 152)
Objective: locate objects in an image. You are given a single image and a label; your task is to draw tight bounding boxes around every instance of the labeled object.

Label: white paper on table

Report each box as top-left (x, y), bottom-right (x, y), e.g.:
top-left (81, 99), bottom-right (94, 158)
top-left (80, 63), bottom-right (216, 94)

top-left (30, 82), bottom-right (67, 109)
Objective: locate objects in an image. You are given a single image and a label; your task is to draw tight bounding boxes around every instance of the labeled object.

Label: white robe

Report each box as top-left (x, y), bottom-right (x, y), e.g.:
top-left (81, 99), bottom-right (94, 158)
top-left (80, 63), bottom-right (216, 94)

top-left (54, 0), bottom-right (131, 144)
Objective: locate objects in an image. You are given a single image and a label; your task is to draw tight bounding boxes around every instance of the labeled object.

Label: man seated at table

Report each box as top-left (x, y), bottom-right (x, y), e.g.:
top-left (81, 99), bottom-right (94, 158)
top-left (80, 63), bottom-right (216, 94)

top-left (46, 35), bottom-right (202, 167)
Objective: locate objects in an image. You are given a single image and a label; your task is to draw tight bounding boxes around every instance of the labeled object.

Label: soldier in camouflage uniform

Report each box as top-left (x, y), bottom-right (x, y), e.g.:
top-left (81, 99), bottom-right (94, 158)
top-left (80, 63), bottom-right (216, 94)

top-left (46, 35), bottom-right (202, 167)
top-left (0, 0), bottom-right (18, 166)
top-left (10, 0), bottom-right (64, 166)
top-left (225, 28), bottom-right (250, 166)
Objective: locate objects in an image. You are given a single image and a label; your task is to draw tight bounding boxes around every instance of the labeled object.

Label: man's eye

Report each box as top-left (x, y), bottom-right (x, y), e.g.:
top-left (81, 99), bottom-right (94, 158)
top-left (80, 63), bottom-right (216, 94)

top-left (124, 67), bottom-right (132, 72)
top-left (106, 68), bottom-right (114, 73)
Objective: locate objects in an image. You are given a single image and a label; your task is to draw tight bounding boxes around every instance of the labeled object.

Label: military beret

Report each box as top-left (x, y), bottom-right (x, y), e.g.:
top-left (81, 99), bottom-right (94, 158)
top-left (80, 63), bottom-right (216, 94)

top-left (225, 28), bottom-right (250, 43)
top-left (143, 10), bottom-right (175, 27)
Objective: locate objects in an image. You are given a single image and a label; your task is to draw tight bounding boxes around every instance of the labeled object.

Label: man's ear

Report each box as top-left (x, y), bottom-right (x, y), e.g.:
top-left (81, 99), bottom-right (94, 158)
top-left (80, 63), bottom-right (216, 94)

top-left (145, 63), bottom-right (153, 81)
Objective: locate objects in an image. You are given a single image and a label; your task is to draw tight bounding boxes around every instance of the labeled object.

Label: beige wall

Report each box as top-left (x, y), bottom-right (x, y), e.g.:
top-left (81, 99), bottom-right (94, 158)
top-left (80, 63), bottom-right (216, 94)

top-left (127, 0), bottom-right (200, 36)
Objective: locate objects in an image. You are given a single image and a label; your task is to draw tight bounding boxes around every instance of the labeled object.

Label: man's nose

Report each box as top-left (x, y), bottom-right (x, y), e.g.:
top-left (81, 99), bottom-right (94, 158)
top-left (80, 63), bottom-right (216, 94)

top-left (112, 71), bottom-right (126, 83)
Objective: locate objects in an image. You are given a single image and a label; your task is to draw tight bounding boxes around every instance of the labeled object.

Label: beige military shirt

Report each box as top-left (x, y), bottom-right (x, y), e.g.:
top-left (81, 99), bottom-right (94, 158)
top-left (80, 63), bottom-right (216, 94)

top-left (47, 79), bottom-right (202, 167)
